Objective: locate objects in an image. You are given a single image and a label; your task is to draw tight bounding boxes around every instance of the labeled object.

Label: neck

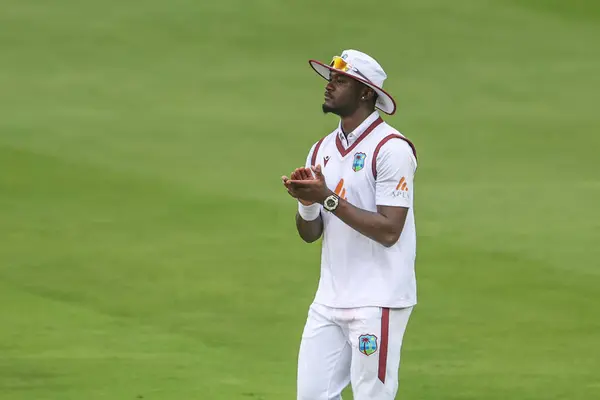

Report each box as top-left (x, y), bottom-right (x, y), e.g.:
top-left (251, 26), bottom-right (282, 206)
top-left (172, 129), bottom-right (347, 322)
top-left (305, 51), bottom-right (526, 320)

top-left (340, 108), bottom-right (375, 135)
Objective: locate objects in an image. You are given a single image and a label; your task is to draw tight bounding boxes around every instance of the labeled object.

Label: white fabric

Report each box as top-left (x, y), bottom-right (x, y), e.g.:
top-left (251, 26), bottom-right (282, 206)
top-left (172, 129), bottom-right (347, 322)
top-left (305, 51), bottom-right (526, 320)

top-left (336, 110), bottom-right (381, 149)
top-left (375, 138), bottom-right (416, 208)
top-left (297, 303), bottom-right (413, 400)
top-left (304, 111), bottom-right (418, 309)
top-left (298, 202), bottom-right (321, 221)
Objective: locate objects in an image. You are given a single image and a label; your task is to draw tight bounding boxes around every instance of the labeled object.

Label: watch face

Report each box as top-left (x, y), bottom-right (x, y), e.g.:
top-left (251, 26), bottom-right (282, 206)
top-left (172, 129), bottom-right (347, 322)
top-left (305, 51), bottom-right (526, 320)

top-left (325, 197), bottom-right (337, 210)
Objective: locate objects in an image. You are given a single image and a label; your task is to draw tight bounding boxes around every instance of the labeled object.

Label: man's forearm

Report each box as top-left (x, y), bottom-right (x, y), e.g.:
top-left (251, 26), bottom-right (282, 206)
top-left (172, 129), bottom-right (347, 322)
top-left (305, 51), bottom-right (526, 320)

top-left (330, 198), bottom-right (407, 248)
top-left (295, 213), bottom-right (323, 243)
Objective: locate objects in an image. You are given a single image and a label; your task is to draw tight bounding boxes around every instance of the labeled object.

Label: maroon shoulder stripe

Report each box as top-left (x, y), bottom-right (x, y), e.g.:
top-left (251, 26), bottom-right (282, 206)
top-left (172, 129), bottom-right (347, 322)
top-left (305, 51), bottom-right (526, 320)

top-left (378, 307), bottom-right (390, 383)
top-left (372, 134), bottom-right (417, 180)
top-left (310, 137), bottom-right (325, 167)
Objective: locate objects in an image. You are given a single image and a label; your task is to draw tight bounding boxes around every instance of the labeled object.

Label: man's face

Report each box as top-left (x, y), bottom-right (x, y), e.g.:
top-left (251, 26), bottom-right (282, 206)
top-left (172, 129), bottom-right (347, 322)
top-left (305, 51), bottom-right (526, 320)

top-left (322, 71), bottom-right (363, 117)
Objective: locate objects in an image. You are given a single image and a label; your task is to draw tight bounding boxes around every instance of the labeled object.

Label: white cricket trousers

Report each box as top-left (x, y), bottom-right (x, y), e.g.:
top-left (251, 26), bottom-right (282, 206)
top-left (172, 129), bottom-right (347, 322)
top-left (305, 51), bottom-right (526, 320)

top-left (297, 303), bottom-right (413, 400)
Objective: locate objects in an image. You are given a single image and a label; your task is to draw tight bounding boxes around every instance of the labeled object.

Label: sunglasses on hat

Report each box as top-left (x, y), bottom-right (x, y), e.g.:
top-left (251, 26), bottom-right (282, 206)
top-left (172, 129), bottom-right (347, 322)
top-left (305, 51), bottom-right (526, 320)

top-left (330, 56), bottom-right (371, 82)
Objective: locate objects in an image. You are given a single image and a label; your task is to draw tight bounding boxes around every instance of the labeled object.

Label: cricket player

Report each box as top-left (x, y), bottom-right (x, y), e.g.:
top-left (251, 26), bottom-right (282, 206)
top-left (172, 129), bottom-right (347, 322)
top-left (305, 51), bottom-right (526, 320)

top-left (282, 49), bottom-right (418, 400)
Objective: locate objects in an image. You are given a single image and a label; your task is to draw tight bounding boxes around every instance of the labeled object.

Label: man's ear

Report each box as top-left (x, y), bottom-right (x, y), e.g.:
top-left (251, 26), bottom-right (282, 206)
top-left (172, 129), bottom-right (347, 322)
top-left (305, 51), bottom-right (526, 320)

top-left (360, 87), bottom-right (376, 101)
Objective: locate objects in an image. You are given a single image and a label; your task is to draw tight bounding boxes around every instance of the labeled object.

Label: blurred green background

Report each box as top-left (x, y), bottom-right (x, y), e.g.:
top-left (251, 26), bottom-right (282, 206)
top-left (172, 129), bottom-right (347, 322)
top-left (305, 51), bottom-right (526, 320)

top-left (1, 0), bottom-right (599, 399)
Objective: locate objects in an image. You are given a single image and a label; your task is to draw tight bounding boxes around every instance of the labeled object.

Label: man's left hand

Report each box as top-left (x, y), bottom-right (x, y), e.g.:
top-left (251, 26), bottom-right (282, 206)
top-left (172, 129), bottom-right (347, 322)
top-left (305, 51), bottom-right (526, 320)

top-left (282, 167), bottom-right (315, 205)
top-left (285, 165), bottom-right (333, 204)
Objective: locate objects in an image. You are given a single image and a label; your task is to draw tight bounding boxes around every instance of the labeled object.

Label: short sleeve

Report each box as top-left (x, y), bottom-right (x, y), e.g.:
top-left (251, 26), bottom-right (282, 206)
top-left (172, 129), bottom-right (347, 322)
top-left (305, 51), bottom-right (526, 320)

top-left (305, 142), bottom-right (317, 169)
top-left (375, 139), bottom-right (417, 207)
top-left (305, 137), bottom-right (326, 169)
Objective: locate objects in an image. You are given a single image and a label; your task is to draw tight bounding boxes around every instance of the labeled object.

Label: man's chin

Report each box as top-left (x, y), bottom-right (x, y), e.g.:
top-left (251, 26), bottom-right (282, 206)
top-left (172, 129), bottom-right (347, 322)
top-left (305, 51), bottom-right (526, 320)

top-left (322, 103), bottom-right (340, 115)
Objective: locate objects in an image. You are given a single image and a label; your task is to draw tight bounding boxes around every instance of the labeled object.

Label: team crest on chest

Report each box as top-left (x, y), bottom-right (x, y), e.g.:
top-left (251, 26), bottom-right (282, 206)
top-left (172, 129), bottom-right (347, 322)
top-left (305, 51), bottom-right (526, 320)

top-left (358, 334), bottom-right (378, 356)
top-left (352, 152), bottom-right (367, 172)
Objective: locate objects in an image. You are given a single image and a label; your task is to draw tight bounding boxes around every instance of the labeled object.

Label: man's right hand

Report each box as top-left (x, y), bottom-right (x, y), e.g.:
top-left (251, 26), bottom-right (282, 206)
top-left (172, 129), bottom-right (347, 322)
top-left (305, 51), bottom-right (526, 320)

top-left (282, 167), bottom-right (324, 243)
top-left (282, 167), bottom-right (315, 205)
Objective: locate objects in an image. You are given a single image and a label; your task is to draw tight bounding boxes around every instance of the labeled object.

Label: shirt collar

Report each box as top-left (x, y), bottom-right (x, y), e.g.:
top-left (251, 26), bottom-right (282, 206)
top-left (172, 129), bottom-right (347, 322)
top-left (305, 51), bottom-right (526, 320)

top-left (337, 111), bottom-right (381, 147)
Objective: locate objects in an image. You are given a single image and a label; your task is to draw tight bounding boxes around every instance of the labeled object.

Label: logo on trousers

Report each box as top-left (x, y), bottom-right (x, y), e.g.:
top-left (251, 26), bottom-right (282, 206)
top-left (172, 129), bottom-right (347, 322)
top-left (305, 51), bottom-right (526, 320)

top-left (358, 334), bottom-right (378, 356)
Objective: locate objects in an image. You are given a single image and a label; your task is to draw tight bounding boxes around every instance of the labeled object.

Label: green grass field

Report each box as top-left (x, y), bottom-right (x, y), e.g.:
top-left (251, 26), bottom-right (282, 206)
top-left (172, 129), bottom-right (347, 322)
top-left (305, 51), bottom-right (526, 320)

top-left (1, 0), bottom-right (599, 399)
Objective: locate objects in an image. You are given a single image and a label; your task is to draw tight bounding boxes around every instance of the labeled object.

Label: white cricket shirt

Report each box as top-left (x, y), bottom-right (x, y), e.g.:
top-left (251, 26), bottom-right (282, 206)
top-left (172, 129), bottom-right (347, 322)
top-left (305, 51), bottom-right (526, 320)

top-left (303, 111), bottom-right (418, 308)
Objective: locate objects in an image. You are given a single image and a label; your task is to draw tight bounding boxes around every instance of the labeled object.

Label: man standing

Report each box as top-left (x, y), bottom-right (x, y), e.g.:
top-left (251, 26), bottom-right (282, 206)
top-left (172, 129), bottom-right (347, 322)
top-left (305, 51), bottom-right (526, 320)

top-left (282, 49), bottom-right (418, 400)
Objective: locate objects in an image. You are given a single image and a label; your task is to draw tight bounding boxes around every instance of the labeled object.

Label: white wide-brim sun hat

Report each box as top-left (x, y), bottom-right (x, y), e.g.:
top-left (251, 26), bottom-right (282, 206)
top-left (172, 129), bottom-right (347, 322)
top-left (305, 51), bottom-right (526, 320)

top-left (309, 49), bottom-right (397, 115)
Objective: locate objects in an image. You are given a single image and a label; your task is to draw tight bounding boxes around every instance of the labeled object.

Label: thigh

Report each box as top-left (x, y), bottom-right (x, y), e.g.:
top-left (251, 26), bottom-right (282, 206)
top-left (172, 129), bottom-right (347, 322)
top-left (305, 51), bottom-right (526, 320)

top-left (297, 303), bottom-right (352, 400)
top-left (348, 306), bottom-right (413, 400)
